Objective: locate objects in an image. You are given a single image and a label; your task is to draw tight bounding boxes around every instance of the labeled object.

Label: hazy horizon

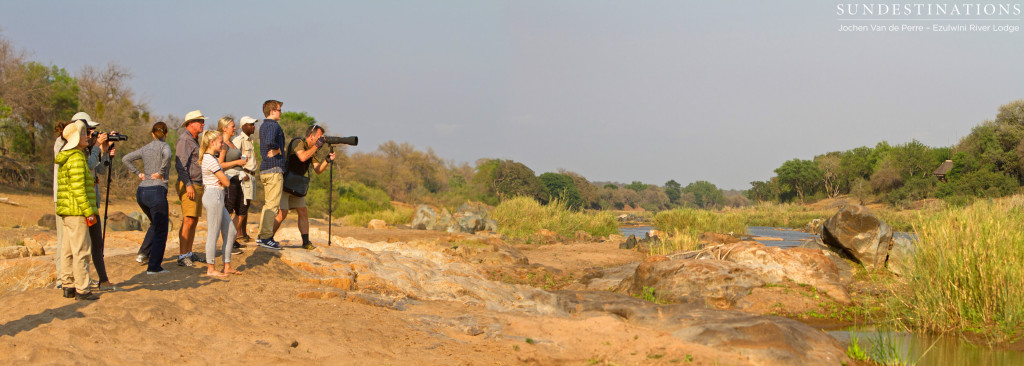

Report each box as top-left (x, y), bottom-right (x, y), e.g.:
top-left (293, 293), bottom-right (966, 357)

top-left (2, 1), bottom-right (1022, 190)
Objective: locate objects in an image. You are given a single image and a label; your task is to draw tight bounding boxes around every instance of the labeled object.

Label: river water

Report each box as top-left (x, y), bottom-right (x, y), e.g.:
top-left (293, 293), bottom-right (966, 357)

top-left (827, 326), bottom-right (1024, 365)
top-left (618, 226), bottom-right (817, 248)
top-left (616, 226), bottom-right (1024, 364)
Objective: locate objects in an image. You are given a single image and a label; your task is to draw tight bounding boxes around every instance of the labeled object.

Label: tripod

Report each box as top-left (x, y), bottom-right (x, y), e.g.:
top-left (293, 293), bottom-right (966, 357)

top-left (101, 143), bottom-right (115, 244)
top-left (327, 145), bottom-right (334, 246)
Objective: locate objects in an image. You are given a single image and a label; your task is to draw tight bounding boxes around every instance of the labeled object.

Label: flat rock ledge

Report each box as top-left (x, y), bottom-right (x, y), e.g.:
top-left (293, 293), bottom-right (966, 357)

top-left (275, 228), bottom-right (847, 366)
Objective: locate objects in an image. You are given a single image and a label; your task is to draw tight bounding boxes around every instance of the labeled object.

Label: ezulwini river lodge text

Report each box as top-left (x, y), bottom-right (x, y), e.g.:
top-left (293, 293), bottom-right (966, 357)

top-left (839, 23), bottom-right (1021, 32)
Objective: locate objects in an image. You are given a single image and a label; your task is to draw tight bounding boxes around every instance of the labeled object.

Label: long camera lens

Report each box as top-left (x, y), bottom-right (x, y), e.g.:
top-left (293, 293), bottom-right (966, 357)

top-left (324, 136), bottom-right (357, 146)
top-left (107, 132), bottom-right (129, 142)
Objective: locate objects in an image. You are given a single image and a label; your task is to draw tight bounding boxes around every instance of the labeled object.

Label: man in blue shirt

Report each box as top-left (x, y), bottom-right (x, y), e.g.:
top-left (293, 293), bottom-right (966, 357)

top-left (256, 100), bottom-right (286, 249)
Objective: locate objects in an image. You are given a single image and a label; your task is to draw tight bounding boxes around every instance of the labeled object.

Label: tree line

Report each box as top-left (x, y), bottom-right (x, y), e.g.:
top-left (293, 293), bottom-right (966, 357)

top-left (748, 100), bottom-right (1024, 207)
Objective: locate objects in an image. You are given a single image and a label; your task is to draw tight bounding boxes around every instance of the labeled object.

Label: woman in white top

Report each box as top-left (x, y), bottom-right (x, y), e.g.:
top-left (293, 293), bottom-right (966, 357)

top-left (199, 130), bottom-right (239, 277)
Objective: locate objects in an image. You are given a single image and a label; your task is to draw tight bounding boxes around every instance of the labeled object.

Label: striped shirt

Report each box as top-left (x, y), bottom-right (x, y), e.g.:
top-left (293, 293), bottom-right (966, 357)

top-left (121, 139), bottom-right (173, 188)
top-left (201, 154), bottom-right (223, 187)
top-left (258, 118), bottom-right (285, 174)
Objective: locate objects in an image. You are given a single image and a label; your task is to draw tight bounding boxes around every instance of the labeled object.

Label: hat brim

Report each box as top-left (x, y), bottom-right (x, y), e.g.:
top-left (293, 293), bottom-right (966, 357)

top-left (180, 118), bottom-right (205, 128)
top-left (60, 124), bottom-right (82, 152)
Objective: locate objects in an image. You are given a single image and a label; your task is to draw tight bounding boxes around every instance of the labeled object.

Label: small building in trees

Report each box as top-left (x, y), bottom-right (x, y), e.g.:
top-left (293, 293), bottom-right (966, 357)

top-left (932, 160), bottom-right (953, 182)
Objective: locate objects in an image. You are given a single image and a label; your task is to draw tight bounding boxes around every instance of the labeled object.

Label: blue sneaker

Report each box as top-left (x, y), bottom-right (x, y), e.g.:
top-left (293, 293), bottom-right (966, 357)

top-left (257, 238), bottom-right (282, 250)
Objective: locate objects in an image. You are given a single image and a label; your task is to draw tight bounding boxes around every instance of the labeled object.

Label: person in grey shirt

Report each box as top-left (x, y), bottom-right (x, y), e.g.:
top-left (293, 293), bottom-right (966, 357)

top-left (175, 110), bottom-right (207, 267)
top-left (122, 122), bottom-right (173, 274)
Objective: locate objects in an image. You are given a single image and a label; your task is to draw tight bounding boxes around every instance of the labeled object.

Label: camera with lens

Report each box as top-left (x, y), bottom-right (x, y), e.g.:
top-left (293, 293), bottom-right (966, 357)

top-left (90, 130), bottom-right (129, 142)
top-left (323, 136), bottom-right (358, 146)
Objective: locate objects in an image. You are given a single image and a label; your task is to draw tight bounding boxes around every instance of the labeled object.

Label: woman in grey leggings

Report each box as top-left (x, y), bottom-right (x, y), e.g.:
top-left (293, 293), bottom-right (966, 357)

top-left (198, 130), bottom-right (239, 277)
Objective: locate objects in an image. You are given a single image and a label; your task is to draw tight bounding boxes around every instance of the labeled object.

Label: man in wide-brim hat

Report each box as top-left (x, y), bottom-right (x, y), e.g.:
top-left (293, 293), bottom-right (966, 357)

top-left (174, 110), bottom-right (208, 266)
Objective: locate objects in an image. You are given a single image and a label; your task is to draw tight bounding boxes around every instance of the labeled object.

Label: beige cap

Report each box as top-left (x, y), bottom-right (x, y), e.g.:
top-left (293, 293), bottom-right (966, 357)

top-left (71, 112), bottom-right (99, 128)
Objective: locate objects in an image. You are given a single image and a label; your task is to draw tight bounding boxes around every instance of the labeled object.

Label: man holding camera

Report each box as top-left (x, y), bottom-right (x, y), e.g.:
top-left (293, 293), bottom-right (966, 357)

top-left (256, 100), bottom-right (286, 250)
top-left (84, 115), bottom-right (116, 289)
top-left (272, 125), bottom-right (335, 250)
top-left (175, 110), bottom-right (207, 266)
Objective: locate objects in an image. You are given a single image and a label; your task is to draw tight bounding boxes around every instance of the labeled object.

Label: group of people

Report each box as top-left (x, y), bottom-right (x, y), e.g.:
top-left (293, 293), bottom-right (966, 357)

top-left (53, 99), bottom-right (336, 300)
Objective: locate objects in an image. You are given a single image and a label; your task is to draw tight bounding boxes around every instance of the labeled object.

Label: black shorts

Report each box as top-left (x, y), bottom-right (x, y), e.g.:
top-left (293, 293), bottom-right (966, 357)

top-left (225, 175), bottom-right (249, 215)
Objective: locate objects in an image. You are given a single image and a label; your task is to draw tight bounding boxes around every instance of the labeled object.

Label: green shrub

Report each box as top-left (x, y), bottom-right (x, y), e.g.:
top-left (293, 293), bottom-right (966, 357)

top-left (490, 196), bottom-right (617, 240)
top-left (342, 206), bottom-right (414, 227)
top-left (885, 176), bottom-right (938, 208)
top-left (332, 181), bottom-right (393, 217)
top-left (936, 169), bottom-right (1017, 199)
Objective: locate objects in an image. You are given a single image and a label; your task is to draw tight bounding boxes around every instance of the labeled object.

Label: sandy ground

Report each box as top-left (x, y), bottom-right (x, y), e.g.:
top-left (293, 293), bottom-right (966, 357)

top-left (0, 189), bottom-right (754, 365)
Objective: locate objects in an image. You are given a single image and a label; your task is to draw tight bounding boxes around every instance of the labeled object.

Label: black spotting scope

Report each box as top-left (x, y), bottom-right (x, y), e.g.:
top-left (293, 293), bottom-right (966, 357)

top-left (324, 136), bottom-right (358, 146)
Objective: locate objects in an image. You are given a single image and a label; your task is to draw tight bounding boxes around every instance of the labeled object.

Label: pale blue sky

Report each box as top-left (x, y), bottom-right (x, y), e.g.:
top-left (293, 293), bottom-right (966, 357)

top-left (2, 1), bottom-right (1022, 189)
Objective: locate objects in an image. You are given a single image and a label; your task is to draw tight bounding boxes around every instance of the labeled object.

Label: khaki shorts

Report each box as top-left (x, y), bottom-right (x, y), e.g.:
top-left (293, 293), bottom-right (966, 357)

top-left (176, 181), bottom-right (205, 218)
top-left (279, 192), bottom-right (306, 211)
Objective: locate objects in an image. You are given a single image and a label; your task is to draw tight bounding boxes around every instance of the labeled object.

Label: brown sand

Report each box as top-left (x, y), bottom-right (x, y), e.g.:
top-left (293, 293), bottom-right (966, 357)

top-left (0, 190), bottom-right (749, 365)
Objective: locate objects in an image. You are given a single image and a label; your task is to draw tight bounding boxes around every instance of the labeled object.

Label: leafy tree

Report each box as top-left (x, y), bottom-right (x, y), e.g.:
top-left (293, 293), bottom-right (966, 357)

top-left (603, 183), bottom-right (618, 190)
top-left (664, 179), bottom-right (682, 203)
top-left (747, 180), bottom-right (773, 202)
top-left (850, 178), bottom-right (872, 205)
top-left (774, 159), bottom-right (822, 202)
top-left (839, 146), bottom-right (874, 185)
top-left (624, 181), bottom-right (649, 192)
top-left (279, 111), bottom-right (317, 138)
top-left (682, 180), bottom-right (725, 209)
top-left (560, 170), bottom-right (600, 209)
top-left (475, 159), bottom-right (544, 201)
top-left (870, 157), bottom-right (902, 192)
top-left (539, 172), bottom-right (584, 210)
top-left (815, 153), bottom-right (842, 198)
top-left (891, 139), bottom-right (934, 178)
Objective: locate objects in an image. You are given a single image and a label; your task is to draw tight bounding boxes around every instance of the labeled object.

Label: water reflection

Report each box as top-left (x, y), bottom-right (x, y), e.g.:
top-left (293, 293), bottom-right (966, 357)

top-left (828, 327), bottom-right (1024, 366)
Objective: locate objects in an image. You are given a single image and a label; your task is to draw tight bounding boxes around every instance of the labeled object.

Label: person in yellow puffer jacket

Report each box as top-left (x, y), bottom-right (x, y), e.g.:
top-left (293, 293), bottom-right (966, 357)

top-left (55, 120), bottom-right (100, 301)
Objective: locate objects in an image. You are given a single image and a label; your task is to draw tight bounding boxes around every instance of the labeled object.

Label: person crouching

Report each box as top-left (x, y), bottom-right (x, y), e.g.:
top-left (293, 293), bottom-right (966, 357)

top-left (55, 120), bottom-right (99, 300)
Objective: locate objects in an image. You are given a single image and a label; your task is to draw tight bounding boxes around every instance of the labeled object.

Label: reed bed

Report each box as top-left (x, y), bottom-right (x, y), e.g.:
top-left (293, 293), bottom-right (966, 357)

top-left (490, 196), bottom-right (618, 240)
top-left (650, 209), bottom-right (746, 254)
top-left (894, 198), bottom-right (1024, 342)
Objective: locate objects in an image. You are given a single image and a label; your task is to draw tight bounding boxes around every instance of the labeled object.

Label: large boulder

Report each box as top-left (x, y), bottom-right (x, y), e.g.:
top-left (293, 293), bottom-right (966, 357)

top-left (617, 242), bottom-right (853, 309)
top-left (128, 211), bottom-right (150, 232)
top-left (615, 255), bottom-right (766, 309)
top-left (683, 242), bottom-right (851, 303)
top-left (105, 211), bottom-right (141, 231)
top-left (413, 202), bottom-right (496, 234)
top-left (367, 219), bottom-right (387, 230)
top-left (887, 235), bottom-right (915, 277)
top-left (618, 234), bottom-right (638, 249)
top-left (800, 238), bottom-right (856, 285)
top-left (412, 205), bottom-right (439, 230)
top-left (821, 204), bottom-right (893, 271)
